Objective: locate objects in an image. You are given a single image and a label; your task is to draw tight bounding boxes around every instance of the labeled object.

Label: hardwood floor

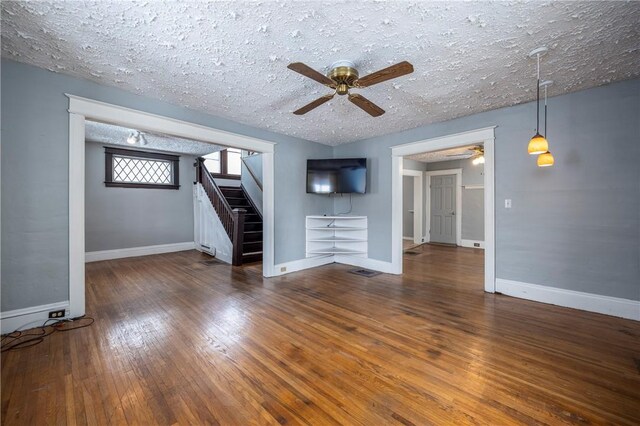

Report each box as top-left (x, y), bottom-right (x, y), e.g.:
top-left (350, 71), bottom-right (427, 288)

top-left (2, 246), bottom-right (639, 425)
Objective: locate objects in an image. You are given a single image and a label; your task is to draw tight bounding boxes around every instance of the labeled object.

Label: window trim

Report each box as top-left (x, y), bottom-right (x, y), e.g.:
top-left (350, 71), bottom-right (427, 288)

top-left (209, 149), bottom-right (241, 180)
top-left (104, 146), bottom-right (180, 189)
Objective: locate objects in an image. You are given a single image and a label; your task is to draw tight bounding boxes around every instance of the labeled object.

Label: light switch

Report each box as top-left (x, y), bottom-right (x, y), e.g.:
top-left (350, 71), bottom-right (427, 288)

top-left (505, 199), bottom-right (512, 209)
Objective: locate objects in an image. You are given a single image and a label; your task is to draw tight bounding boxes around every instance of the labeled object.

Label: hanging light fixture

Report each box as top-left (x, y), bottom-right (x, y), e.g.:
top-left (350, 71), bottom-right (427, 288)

top-left (537, 80), bottom-right (554, 167)
top-left (528, 47), bottom-right (548, 155)
top-left (126, 131), bottom-right (139, 144)
top-left (126, 130), bottom-right (148, 146)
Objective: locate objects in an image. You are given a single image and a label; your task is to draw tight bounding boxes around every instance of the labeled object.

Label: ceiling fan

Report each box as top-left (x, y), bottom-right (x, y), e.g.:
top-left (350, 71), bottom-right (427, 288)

top-left (287, 60), bottom-right (414, 117)
top-left (446, 146), bottom-right (485, 165)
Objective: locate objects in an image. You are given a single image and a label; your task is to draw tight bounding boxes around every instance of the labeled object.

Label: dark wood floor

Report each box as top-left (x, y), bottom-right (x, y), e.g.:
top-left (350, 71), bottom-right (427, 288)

top-left (2, 245), bottom-right (639, 425)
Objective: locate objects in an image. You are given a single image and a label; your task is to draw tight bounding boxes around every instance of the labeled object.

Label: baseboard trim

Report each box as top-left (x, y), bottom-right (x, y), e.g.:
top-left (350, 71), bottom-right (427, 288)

top-left (402, 236), bottom-right (413, 240)
top-left (496, 279), bottom-right (640, 321)
top-left (335, 255), bottom-right (398, 275)
top-left (1, 301), bottom-right (70, 334)
top-left (86, 241), bottom-right (196, 262)
top-left (461, 239), bottom-right (485, 249)
top-left (272, 256), bottom-right (335, 276)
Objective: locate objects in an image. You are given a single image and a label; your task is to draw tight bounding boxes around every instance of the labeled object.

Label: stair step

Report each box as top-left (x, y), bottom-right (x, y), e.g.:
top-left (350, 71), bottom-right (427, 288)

top-left (244, 222), bottom-right (263, 232)
top-left (243, 231), bottom-right (263, 242)
top-left (225, 197), bottom-right (249, 206)
top-left (243, 241), bottom-right (263, 253)
top-left (242, 252), bottom-right (263, 264)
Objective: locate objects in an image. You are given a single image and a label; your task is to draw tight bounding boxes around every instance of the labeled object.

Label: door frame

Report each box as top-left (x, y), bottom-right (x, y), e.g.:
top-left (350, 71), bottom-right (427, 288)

top-left (67, 94), bottom-right (276, 318)
top-left (402, 169), bottom-right (423, 244)
top-left (425, 169), bottom-right (462, 246)
top-left (391, 126), bottom-right (496, 293)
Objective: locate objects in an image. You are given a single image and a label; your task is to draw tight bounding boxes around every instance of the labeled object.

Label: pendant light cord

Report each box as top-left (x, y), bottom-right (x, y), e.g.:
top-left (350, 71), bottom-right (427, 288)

top-left (536, 54), bottom-right (540, 134)
top-left (544, 84), bottom-right (548, 137)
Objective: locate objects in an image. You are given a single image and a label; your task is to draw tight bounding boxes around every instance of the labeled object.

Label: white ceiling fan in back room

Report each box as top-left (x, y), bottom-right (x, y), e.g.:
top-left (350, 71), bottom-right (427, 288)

top-left (287, 60), bottom-right (414, 117)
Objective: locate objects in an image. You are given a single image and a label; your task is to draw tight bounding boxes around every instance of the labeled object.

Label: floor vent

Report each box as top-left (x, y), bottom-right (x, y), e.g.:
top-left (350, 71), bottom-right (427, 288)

top-left (349, 269), bottom-right (382, 278)
top-left (405, 251), bottom-right (421, 256)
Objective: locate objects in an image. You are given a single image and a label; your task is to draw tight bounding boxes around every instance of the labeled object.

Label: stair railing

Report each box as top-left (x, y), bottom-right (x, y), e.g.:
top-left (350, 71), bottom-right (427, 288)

top-left (240, 156), bottom-right (263, 192)
top-left (196, 158), bottom-right (246, 266)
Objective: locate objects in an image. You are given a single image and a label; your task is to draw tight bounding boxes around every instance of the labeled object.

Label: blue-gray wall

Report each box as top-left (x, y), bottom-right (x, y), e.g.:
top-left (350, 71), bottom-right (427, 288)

top-left (334, 79), bottom-right (640, 301)
top-left (1, 59), bottom-right (332, 312)
top-left (84, 143), bottom-right (196, 252)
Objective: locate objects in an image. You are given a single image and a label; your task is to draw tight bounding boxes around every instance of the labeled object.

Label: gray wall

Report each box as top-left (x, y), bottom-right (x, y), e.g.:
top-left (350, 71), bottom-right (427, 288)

top-left (333, 79), bottom-right (640, 301)
top-left (402, 176), bottom-right (414, 238)
top-left (1, 59), bottom-right (332, 312)
top-left (426, 158), bottom-right (484, 241)
top-left (84, 143), bottom-right (196, 252)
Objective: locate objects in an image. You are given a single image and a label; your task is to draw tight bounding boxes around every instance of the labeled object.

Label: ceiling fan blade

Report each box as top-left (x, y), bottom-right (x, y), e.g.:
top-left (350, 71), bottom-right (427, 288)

top-left (293, 93), bottom-right (335, 115)
top-left (355, 61), bottom-right (414, 88)
top-left (287, 62), bottom-right (335, 87)
top-left (348, 93), bottom-right (385, 117)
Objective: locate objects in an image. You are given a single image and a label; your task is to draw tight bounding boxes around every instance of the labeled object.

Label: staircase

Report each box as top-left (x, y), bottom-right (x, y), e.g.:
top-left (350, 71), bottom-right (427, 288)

top-left (219, 186), bottom-right (263, 264)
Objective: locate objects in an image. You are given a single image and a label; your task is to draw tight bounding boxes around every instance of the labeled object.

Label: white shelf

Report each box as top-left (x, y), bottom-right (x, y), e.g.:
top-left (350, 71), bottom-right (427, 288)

top-left (308, 248), bottom-right (367, 255)
top-left (307, 226), bottom-right (367, 230)
top-left (306, 215), bottom-right (367, 259)
top-left (307, 236), bottom-right (367, 242)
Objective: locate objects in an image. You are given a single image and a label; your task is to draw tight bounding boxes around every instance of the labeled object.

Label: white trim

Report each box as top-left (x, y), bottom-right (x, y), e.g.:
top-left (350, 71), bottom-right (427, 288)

top-left (67, 95), bottom-right (275, 153)
top-left (425, 168), bottom-right (462, 247)
top-left (1, 301), bottom-right (70, 334)
top-left (272, 256), bottom-right (334, 276)
top-left (262, 152), bottom-right (276, 277)
top-left (391, 127), bottom-right (496, 292)
top-left (85, 242), bottom-right (196, 263)
top-left (463, 185), bottom-right (484, 190)
top-left (69, 113), bottom-right (85, 318)
top-left (335, 255), bottom-right (397, 274)
top-left (66, 95), bottom-right (278, 318)
top-left (496, 279), bottom-right (640, 321)
top-left (390, 157), bottom-right (403, 274)
top-left (461, 239), bottom-right (485, 249)
top-left (403, 236), bottom-right (413, 240)
top-left (402, 169), bottom-right (423, 245)
top-left (392, 127), bottom-right (496, 157)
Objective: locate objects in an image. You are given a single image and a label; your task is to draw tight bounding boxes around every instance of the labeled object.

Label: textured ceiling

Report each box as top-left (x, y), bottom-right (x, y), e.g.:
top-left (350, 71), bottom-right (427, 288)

top-left (407, 145), bottom-right (481, 163)
top-left (2, 1), bottom-right (639, 146)
top-left (85, 120), bottom-right (223, 156)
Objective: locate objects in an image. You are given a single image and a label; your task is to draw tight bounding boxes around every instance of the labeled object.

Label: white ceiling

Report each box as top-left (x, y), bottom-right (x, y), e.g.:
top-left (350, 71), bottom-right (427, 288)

top-left (407, 145), bottom-right (481, 163)
top-left (2, 1), bottom-right (639, 146)
top-left (85, 120), bottom-right (223, 156)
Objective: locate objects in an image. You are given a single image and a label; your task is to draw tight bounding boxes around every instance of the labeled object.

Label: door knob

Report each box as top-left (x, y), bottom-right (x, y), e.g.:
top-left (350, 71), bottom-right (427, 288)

top-left (451, 211), bottom-right (455, 215)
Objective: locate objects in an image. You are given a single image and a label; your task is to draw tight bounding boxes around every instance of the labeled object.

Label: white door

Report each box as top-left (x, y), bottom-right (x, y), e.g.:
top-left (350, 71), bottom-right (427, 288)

top-left (430, 174), bottom-right (456, 244)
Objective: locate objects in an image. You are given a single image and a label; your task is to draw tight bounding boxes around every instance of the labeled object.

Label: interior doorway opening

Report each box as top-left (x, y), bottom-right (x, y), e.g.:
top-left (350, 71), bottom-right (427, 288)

top-left (390, 127), bottom-right (495, 293)
top-left (67, 95), bottom-right (276, 318)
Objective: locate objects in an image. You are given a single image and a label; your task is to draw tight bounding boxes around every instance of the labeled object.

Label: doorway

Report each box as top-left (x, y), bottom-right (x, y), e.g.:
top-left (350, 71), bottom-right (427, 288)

top-left (67, 94), bottom-right (276, 318)
top-left (390, 127), bottom-right (495, 293)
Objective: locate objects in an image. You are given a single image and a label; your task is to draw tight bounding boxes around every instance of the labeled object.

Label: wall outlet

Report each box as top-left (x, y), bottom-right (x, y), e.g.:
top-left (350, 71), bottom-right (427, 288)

top-left (280, 266), bottom-right (287, 272)
top-left (504, 199), bottom-right (512, 209)
top-left (48, 309), bottom-right (65, 319)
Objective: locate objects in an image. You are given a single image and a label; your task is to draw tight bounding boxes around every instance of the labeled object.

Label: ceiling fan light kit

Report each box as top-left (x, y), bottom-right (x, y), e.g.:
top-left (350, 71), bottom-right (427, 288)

top-left (287, 60), bottom-right (414, 117)
top-left (527, 47), bottom-right (555, 167)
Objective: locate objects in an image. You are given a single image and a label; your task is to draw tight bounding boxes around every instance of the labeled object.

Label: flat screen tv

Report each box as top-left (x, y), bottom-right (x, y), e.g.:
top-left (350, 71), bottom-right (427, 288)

top-left (307, 158), bottom-right (367, 194)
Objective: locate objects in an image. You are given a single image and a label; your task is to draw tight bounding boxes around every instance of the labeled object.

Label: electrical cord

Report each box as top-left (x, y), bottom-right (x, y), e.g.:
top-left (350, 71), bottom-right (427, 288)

top-left (0, 315), bottom-right (95, 352)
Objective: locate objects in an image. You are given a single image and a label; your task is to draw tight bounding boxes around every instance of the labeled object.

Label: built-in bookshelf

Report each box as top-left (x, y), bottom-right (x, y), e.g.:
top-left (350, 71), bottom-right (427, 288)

top-left (306, 216), bottom-right (367, 258)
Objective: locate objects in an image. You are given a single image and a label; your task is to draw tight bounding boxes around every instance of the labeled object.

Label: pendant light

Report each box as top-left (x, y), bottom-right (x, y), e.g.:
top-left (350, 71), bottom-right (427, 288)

top-left (537, 80), bottom-right (554, 167)
top-left (528, 47), bottom-right (548, 155)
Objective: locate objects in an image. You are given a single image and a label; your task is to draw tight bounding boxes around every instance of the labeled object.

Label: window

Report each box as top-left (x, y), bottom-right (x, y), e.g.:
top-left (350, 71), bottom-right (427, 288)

top-left (104, 147), bottom-right (180, 189)
top-left (203, 148), bottom-right (242, 179)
